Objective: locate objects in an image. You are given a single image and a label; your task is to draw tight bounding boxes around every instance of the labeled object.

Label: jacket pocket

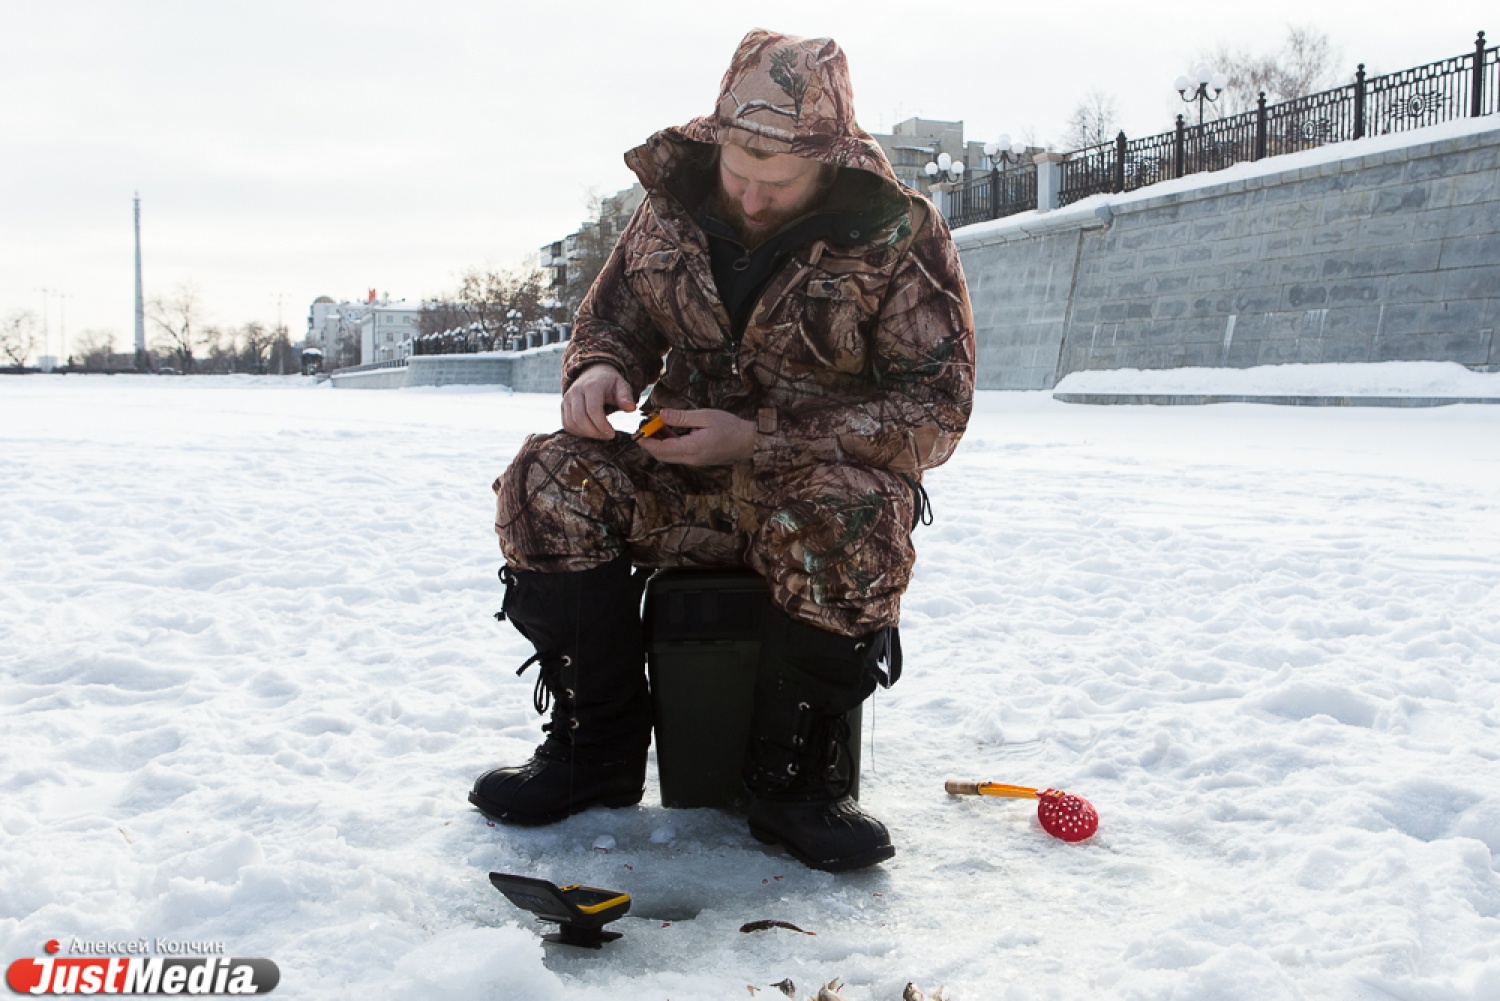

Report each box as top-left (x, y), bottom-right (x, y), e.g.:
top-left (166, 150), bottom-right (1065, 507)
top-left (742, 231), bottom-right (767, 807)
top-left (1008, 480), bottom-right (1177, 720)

top-left (624, 248), bottom-right (679, 309)
top-left (626, 248), bottom-right (723, 350)
top-left (796, 275), bottom-right (869, 376)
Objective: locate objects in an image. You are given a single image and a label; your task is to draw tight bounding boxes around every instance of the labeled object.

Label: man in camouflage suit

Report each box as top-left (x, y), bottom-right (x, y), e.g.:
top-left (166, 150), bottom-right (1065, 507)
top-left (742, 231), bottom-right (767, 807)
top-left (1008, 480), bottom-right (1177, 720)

top-left (472, 29), bottom-right (975, 872)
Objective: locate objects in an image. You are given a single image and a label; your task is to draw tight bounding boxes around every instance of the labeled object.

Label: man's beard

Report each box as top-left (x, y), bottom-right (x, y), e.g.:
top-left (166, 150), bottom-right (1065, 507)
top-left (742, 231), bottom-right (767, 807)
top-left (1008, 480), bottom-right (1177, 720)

top-left (712, 182), bottom-right (823, 250)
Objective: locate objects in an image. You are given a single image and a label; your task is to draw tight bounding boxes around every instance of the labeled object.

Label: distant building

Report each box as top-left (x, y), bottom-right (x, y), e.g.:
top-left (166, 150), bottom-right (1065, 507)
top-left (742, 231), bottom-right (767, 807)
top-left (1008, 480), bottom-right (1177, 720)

top-left (360, 299), bottom-right (421, 364)
top-left (305, 296), bottom-right (368, 369)
top-left (869, 117), bottom-right (989, 194)
top-left (304, 294), bottom-right (422, 367)
top-left (538, 240), bottom-right (566, 304)
top-left (305, 296), bottom-right (340, 356)
top-left (541, 183), bottom-right (646, 314)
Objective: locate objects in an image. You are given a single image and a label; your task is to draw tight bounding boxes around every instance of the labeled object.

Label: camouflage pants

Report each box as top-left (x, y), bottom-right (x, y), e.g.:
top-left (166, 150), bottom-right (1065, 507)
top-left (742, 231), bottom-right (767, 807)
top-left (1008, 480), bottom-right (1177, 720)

top-left (493, 432), bottom-right (916, 636)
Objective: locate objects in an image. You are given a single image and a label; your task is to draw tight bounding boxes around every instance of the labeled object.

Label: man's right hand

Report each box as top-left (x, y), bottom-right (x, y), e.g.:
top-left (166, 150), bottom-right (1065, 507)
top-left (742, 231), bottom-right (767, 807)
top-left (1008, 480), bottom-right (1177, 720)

top-left (561, 365), bottom-right (636, 439)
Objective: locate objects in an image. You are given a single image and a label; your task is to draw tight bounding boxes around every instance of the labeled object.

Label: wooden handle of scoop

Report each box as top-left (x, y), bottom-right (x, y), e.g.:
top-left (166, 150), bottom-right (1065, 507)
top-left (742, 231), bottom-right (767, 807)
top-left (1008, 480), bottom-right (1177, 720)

top-left (945, 780), bottom-right (1040, 799)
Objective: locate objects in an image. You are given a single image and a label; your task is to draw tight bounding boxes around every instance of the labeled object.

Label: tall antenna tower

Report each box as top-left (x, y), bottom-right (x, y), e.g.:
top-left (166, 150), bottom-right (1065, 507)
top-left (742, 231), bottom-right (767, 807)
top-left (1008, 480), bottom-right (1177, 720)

top-left (133, 193), bottom-right (146, 369)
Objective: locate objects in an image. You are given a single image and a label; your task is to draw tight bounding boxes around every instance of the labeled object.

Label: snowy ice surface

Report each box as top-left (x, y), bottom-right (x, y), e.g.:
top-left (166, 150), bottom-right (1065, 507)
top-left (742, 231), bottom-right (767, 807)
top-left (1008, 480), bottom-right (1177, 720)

top-left (2, 373), bottom-right (1498, 1000)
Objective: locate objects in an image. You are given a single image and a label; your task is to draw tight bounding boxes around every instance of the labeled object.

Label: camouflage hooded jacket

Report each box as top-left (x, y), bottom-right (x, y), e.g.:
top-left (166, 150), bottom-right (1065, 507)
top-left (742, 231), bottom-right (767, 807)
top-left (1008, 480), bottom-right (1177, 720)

top-left (564, 29), bottom-right (976, 477)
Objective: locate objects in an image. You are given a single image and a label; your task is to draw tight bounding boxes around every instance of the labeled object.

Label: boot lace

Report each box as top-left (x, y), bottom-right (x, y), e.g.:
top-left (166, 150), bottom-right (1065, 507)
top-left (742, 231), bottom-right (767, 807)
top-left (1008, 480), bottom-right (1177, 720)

top-left (514, 651), bottom-right (573, 719)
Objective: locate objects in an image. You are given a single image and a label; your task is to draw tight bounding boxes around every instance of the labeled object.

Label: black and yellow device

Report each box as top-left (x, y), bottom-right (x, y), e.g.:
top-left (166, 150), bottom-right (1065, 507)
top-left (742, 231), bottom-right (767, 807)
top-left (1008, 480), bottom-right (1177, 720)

top-left (488, 872), bottom-right (631, 949)
top-left (634, 412), bottom-right (678, 439)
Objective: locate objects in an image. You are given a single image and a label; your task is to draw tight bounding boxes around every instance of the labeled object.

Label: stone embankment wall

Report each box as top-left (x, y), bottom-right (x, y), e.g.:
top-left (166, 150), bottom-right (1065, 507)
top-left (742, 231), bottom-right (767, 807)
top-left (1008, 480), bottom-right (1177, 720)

top-left (956, 121), bottom-right (1500, 390)
top-left (329, 345), bottom-right (564, 391)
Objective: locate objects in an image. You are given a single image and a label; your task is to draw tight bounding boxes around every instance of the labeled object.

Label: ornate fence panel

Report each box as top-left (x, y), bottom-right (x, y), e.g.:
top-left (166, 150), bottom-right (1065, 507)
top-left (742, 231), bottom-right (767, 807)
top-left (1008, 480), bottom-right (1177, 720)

top-left (1183, 106), bottom-right (1260, 174)
top-left (945, 173), bottom-right (992, 229)
top-left (1058, 139), bottom-right (1116, 207)
top-left (1366, 46), bottom-right (1478, 136)
top-left (995, 164), bottom-right (1038, 220)
top-left (1121, 131), bottom-right (1177, 192)
top-left (1264, 82), bottom-right (1361, 155)
top-left (948, 163), bottom-right (1038, 227)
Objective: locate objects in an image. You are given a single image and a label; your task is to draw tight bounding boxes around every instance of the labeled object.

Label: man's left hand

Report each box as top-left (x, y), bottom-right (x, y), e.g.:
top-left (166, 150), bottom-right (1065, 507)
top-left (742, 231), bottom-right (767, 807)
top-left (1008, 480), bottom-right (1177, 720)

top-left (638, 409), bottom-right (756, 466)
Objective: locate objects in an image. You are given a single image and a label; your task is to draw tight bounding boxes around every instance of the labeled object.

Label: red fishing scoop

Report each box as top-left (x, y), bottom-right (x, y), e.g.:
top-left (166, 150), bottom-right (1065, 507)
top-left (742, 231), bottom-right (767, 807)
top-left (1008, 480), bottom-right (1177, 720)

top-left (945, 780), bottom-right (1099, 842)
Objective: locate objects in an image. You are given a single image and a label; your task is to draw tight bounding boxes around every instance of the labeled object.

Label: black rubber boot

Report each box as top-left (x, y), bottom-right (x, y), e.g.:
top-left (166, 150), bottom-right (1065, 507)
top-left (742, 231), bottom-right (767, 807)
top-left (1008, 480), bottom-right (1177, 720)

top-left (470, 556), bottom-right (652, 826)
top-left (743, 607), bottom-right (902, 872)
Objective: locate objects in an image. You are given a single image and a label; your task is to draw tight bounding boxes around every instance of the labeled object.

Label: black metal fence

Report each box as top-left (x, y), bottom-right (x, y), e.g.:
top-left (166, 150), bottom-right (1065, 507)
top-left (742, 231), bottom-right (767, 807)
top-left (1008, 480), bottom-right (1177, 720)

top-left (411, 323), bottom-right (568, 356)
top-left (956, 30), bottom-right (1495, 223)
top-left (329, 326), bottom-right (572, 376)
top-left (948, 161), bottom-right (1039, 228)
top-left (1058, 138), bottom-right (1118, 208)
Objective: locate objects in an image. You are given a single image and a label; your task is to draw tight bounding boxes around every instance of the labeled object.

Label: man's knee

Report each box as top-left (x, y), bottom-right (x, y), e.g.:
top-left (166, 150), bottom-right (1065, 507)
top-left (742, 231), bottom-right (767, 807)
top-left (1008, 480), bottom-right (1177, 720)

top-left (757, 463), bottom-right (915, 558)
top-left (493, 432), bottom-right (633, 567)
top-left (749, 464), bottom-right (916, 634)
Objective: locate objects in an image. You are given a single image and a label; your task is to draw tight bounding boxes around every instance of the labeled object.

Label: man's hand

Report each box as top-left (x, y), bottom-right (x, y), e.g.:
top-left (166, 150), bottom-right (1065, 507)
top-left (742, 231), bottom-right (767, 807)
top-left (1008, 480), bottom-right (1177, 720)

top-left (562, 365), bottom-right (636, 439)
top-left (638, 409), bottom-right (756, 466)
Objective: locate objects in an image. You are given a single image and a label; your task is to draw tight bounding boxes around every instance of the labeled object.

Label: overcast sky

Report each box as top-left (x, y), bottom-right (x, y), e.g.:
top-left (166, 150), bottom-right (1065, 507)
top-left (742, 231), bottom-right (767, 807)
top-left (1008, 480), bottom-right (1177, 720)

top-left (1, 1), bottom-right (1491, 358)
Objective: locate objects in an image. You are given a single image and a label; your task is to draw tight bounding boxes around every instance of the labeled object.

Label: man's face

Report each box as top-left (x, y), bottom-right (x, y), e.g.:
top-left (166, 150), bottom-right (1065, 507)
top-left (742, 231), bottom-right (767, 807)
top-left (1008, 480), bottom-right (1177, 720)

top-left (716, 144), bottom-right (830, 248)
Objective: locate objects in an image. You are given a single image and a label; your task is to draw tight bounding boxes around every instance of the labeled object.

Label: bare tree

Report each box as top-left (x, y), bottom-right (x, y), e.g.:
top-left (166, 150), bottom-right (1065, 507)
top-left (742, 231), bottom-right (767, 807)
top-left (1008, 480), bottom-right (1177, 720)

top-left (498, 265), bottom-right (545, 342)
top-left (239, 321), bottom-right (275, 373)
top-left (565, 191), bottom-right (639, 317)
top-left (147, 283), bottom-right (208, 372)
top-left (455, 270), bottom-right (506, 348)
top-left (1199, 24), bottom-right (1344, 117)
top-left (418, 300), bottom-right (469, 339)
top-left (1, 310), bottom-right (39, 368)
top-left (74, 328), bottom-right (117, 371)
top-left (1060, 90), bottom-right (1122, 151)
top-left (1276, 26), bottom-right (1343, 97)
top-left (199, 325), bottom-right (236, 373)
top-left (455, 265), bottom-right (547, 349)
top-left (565, 203), bottom-right (613, 316)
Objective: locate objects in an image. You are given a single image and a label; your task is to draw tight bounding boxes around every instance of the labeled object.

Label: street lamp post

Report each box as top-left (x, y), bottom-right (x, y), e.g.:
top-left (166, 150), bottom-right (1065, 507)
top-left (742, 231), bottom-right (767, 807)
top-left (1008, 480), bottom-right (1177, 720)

top-left (504, 309), bottom-right (522, 351)
top-left (1176, 64), bottom-right (1228, 125)
top-left (540, 298), bottom-right (564, 344)
top-left (982, 135), bottom-right (1028, 219)
top-left (922, 147), bottom-right (966, 217)
top-left (33, 286), bottom-right (54, 371)
top-left (983, 134), bottom-right (1027, 170)
top-left (58, 292), bottom-right (69, 368)
top-left (923, 149), bottom-right (966, 186)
